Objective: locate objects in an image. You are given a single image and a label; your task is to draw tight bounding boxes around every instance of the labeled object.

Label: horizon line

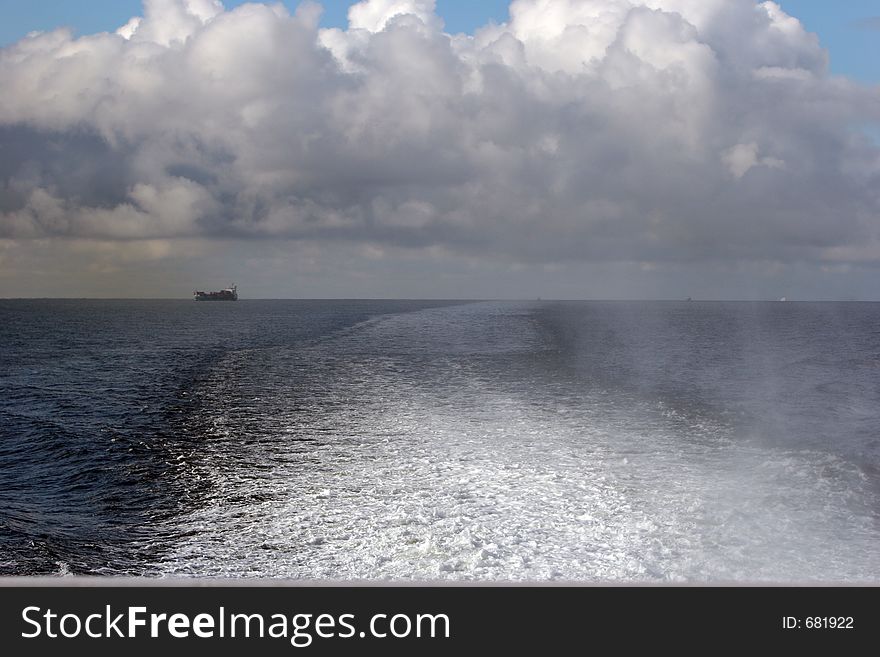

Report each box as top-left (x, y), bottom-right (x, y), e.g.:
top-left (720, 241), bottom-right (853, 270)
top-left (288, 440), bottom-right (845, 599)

top-left (1, 297), bottom-right (877, 303)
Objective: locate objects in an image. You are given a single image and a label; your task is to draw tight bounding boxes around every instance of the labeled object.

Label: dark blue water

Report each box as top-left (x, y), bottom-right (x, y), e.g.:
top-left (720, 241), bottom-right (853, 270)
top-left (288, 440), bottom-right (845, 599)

top-left (0, 300), bottom-right (452, 575)
top-left (1, 300), bottom-right (879, 581)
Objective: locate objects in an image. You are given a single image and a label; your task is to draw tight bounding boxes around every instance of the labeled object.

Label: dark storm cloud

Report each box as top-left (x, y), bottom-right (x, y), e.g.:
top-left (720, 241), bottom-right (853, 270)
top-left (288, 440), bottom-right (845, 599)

top-left (0, 126), bottom-right (132, 214)
top-left (1, 0), bottom-right (879, 265)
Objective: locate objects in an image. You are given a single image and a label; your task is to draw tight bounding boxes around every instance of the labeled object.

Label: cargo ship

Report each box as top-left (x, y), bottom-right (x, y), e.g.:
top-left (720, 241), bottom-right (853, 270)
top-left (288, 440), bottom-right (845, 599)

top-left (194, 284), bottom-right (238, 301)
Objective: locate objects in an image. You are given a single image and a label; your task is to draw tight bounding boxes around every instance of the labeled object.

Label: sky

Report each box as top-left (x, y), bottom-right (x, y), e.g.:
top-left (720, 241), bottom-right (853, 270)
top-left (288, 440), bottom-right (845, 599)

top-left (0, 0), bottom-right (879, 299)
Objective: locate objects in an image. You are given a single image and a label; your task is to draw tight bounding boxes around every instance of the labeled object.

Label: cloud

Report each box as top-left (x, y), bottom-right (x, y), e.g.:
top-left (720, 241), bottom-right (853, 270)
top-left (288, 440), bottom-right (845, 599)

top-left (0, 0), bottom-right (879, 274)
top-left (348, 0), bottom-right (441, 32)
top-left (722, 142), bottom-right (785, 179)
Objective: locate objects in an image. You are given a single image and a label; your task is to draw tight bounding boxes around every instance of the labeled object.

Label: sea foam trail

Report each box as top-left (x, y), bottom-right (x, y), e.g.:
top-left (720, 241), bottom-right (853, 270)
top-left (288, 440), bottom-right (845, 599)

top-left (158, 302), bottom-right (880, 581)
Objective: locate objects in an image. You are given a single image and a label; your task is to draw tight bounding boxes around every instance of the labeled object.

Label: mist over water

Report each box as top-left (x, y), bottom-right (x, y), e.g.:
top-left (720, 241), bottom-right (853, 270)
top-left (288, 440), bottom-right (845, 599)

top-left (1, 300), bottom-right (879, 581)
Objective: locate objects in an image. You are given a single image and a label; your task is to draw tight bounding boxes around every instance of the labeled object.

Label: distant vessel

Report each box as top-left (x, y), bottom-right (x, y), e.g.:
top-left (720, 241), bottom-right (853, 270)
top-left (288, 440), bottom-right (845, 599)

top-left (194, 284), bottom-right (238, 301)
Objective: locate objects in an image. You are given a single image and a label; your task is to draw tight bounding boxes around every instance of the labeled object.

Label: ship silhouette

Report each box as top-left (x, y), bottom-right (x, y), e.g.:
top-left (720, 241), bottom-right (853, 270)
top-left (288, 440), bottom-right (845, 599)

top-left (194, 284), bottom-right (238, 301)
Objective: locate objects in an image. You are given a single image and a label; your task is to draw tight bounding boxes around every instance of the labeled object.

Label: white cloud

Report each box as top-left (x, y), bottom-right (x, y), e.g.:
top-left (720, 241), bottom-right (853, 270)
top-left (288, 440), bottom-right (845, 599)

top-left (128, 0), bottom-right (224, 46)
top-left (116, 17), bottom-right (143, 40)
top-left (348, 0), bottom-right (439, 32)
top-left (0, 0), bottom-right (878, 276)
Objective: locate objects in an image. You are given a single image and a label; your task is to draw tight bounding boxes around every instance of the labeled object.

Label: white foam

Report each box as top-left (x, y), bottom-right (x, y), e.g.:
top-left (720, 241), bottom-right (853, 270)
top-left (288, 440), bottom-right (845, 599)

top-left (158, 303), bottom-right (880, 581)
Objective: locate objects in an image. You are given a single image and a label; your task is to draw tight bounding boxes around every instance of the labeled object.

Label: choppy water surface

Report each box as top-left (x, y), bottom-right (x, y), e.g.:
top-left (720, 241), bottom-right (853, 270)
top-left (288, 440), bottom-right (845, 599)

top-left (2, 300), bottom-right (879, 581)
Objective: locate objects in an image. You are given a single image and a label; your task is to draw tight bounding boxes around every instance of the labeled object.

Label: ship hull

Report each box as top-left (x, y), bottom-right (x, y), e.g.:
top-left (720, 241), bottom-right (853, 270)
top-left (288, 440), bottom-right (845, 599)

top-left (193, 285), bottom-right (238, 301)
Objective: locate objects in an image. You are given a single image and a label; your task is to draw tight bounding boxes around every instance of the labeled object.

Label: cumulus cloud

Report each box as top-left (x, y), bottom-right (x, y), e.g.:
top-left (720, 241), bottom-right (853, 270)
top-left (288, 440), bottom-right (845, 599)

top-left (348, 0), bottom-right (440, 32)
top-left (1, 0), bottom-right (879, 273)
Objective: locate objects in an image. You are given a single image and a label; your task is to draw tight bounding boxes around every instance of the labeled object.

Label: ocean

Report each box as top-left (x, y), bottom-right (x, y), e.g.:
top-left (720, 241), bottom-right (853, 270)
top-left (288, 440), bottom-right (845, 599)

top-left (1, 299), bottom-right (879, 581)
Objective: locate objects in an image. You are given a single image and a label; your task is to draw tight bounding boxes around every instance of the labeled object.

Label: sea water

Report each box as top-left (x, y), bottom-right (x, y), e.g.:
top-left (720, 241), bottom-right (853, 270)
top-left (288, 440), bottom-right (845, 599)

top-left (1, 300), bottom-right (878, 581)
